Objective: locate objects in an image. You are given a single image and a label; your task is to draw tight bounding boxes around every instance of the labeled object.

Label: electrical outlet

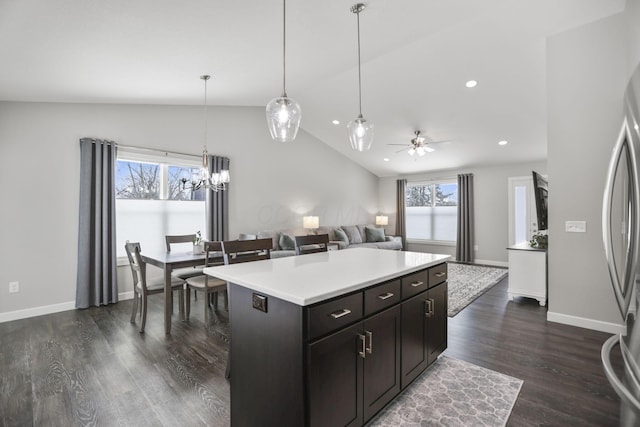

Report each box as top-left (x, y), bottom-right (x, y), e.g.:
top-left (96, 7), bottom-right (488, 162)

top-left (474, 245), bottom-right (479, 251)
top-left (9, 281), bottom-right (19, 293)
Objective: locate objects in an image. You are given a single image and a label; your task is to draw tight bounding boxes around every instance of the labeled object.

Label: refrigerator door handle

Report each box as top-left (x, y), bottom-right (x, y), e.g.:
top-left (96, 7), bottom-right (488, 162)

top-left (602, 118), bottom-right (640, 319)
top-left (602, 334), bottom-right (640, 412)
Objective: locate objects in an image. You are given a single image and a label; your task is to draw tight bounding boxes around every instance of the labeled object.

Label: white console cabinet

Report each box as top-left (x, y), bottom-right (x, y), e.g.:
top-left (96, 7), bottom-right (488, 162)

top-left (507, 242), bottom-right (547, 306)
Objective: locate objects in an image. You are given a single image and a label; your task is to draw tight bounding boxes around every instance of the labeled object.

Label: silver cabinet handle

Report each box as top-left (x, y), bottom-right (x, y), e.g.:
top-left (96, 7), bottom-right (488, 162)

top-left (425, 299), bottom-right (434, 317)
top-left (411, 281), bottom-right (424, 288)
top-left (358, 334), bottom-right (366, 358)
top-left (378, 292), bottom-right (394, 300)
top-left (602, 334), bottom-right (640, 411)
top-left (434, 272), bottom-right (446, 278)
top-left (365, 330), bottom-right (373, 354)
top-left (330, 308), bottom-right (352, 319)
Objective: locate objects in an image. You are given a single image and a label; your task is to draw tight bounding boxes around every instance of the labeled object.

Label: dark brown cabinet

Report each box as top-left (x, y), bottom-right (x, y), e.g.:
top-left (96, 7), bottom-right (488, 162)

top-left (228, 261), bottom-right (447, 427)
top-left (308, 305), bottom-right (401, 426)
top-left (400, 281), bottom-right (448, 389)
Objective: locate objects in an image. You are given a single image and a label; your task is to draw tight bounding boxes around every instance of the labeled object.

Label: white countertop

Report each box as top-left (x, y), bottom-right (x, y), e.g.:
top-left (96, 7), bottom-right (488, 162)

top-left (203, 248), bottom-right (451, 306)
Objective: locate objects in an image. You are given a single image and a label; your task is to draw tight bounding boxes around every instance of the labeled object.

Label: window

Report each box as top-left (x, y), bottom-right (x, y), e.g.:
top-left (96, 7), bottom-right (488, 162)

top-left (115, 149), bottom-right (206, 258)
top-left (405, 180), bottom-right (458, 242)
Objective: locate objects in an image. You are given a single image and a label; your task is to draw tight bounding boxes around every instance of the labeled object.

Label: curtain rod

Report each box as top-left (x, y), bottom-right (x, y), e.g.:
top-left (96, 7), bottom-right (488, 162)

top-left (115, 143), bottom-right (200, 159)
top-left (407, 175), bottom-right (459, 183)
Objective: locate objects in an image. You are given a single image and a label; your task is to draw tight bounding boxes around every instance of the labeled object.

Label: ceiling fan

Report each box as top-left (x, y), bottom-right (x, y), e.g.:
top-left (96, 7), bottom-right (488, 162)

top-left (387, 131), bottom-right (448, 157)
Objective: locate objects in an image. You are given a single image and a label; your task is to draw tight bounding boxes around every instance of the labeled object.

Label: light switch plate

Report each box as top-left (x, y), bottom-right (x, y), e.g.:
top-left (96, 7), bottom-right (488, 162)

top-left (566, 221), bottom-right (587, 233)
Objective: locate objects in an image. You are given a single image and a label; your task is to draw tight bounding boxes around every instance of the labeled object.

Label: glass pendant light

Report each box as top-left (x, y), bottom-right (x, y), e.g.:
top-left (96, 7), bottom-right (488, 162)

top-left (266, 0), bottom-right (301, 142)
top-left (347, 3), bottom-right (374, 152)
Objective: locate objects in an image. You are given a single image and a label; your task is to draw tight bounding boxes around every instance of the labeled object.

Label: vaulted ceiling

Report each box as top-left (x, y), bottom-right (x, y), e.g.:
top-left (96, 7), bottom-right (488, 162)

top-left (0, 0), bottom-right (626, 176)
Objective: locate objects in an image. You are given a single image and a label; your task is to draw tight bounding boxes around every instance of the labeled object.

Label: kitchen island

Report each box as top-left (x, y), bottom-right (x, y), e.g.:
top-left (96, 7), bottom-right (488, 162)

top-left (204, 247), bottom-right (451, 426)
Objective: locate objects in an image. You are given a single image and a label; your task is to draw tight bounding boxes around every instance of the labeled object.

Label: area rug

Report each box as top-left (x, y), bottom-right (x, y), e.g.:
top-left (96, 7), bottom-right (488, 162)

top-left (447, 262), bottom-right (508, 317)
top-left (367, 356), bottom-right (523, 427)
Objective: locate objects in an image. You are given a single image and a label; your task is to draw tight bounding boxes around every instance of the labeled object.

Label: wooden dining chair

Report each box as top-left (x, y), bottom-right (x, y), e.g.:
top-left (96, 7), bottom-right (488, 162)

top-left (221, 238), bottom-right (272, 265)
top-left (184, 241), bottom-right (227, 326)
top-left (220, 238), bottom-right (273, 379)
top-left (165, 234), bottom-right (205, 279)
top-left (125, 242), bottom-right (185, 333)
top-left (294, 234), bottom-right (330, 255)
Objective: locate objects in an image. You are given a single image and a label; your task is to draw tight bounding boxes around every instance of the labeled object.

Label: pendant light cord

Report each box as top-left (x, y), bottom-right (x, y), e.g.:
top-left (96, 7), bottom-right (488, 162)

top-left (356, 8), bottom-right (362, 116)
top-left (282, 0), bottom-right (287, 97)
top-left (203, 76), bottom-right (208, 152)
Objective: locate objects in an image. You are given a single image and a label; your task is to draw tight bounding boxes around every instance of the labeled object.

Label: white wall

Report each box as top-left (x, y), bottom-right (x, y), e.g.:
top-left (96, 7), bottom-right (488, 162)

top-left (0, 102), bottom-right (379, 319)
top-left (545, 2), bottom-right (639, 333)
top-left (379, 161), bottom-right (547, 266)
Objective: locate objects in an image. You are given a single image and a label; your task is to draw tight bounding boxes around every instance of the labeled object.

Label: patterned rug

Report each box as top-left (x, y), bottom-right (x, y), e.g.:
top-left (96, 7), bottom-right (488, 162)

top-left (447, 263), bottom-right (508, 317)
top-left (367, 356), bottom-right (523, 427)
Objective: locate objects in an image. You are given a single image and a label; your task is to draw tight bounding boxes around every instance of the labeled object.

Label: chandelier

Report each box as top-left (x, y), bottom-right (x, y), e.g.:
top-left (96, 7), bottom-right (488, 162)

top-left (182, 75), bottom-right (230, 192)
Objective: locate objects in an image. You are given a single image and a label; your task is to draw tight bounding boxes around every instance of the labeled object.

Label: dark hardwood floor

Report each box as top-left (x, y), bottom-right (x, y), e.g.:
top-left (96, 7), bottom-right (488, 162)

top-left (0, 277), bottom-right (624, 426)
top-left (447, 278), bottom-right (623, 427)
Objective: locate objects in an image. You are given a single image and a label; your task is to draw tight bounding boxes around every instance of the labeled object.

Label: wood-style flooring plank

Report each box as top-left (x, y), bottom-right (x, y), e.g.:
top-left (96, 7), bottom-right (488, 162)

top-left (0, 274), bottom-right (624, 426)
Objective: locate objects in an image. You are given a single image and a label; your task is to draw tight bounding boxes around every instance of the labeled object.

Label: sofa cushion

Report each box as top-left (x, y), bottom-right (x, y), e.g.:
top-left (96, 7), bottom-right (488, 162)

top-left (356, 224), bottom-right (376, 242)
top-left (279, 233), bottom-right (295, 250)
top-left (341, 225), bottom-right (363, 244)
top-left (257, 231), bottom-right (279, 250)
top-left (334, 228), bottom-right (349, 246)
top-left (271, 250), bottom-right (296, 258)
top-left (365, 226), bottom-right (385, 242)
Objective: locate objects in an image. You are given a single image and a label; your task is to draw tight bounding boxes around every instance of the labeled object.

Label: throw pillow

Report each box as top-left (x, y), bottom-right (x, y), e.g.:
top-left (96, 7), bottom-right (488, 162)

top-left (334, 228), bottom-right (349, 245)
top-left (365, 226), bottom-right (385, 243)
top-left (279, 233), bottom-right (295, 250)
top-left (341, 225), bottom-right (363, 244)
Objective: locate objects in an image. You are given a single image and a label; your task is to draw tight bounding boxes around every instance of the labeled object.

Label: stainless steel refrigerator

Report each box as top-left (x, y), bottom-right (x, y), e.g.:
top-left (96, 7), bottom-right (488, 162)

top-left (602, 62), bottom-right (640, 427)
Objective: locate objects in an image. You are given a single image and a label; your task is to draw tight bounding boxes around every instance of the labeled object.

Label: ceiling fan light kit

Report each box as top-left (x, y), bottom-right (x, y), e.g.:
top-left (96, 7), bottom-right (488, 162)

top-left (347, 3), bottom-right (374, 152)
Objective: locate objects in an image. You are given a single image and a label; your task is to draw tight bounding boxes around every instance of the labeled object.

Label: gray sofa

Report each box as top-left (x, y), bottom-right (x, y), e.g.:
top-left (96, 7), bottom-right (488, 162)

top-left (250, 224), bottom-right (403, 258)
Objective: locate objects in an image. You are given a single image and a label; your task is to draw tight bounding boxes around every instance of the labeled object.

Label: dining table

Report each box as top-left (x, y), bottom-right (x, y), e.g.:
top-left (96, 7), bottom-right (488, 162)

top-left (141, 249), bottom-right (223, 334)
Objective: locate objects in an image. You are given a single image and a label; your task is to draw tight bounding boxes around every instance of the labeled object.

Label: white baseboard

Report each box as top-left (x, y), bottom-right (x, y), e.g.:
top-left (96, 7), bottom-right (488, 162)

top-left (0, 291), bottom-right (135, 324)
top-left (547, 311), bottom-right (625, 335)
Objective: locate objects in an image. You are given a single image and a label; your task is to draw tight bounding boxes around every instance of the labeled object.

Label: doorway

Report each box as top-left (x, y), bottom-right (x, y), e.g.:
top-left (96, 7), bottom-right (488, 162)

top-left (508, 176), bottom-right (537, 246)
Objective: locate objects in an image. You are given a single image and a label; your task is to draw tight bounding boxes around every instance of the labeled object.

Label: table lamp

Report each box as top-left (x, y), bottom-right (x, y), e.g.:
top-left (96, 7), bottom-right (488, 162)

top-left (303, 216), bottom-right (320, 234)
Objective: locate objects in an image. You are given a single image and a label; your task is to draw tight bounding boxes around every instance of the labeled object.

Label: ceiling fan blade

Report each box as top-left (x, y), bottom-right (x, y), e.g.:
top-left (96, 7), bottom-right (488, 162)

top-left (387, 143), bottom-right (411, 146)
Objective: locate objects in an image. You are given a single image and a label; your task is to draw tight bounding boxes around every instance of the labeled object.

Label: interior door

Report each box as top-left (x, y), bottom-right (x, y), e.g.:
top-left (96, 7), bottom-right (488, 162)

top-left (508, 176), bottom-right (536, 245)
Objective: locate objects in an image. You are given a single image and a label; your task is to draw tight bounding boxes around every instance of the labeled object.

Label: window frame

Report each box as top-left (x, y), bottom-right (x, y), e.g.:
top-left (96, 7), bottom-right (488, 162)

top-left (405, 178), bottom-right (458, 244)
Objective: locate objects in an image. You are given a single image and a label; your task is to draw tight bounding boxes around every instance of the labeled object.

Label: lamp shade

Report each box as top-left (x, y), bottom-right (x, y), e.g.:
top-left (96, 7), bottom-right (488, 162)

top-left (303, 216), bottom-right (319, 229)
top-left (375, 215), bottom-right (389, 226)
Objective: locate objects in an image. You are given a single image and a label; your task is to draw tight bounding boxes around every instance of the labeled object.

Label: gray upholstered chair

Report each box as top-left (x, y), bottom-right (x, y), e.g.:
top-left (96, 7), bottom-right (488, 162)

top-left (125, 242), bottom-right (185, 333)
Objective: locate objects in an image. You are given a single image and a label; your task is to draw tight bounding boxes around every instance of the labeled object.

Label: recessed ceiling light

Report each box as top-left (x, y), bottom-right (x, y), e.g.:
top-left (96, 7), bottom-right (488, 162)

top-left (498, 140), bottom-right (508, 146)
top-left (383, 158), bottom-right (390, 162)
top-left (332, 119), bottom-right (340, 125)
top-left (465, 80), bottom-right (478, 88)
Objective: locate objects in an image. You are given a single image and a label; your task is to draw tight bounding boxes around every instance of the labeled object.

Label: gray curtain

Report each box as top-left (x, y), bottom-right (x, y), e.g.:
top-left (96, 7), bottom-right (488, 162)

top-left (456, 173), bottom-right (475, 263)
top-left (396, 179), bottom-right (407, 250)
top-left (206, 155), bottom-right (230, 241)
top-left (76, 138), bottom-right (118, 308)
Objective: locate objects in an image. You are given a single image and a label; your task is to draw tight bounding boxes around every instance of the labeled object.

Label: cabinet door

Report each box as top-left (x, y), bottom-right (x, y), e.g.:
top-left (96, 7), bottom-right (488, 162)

top-left (363, 305), bottom-right (401, 422)
top-left (308, 322), bottom-right (364, 427)
top-left (427, 282), bottom-right (448, 365)
top-left (400, 290), bottom-right (429, 389)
